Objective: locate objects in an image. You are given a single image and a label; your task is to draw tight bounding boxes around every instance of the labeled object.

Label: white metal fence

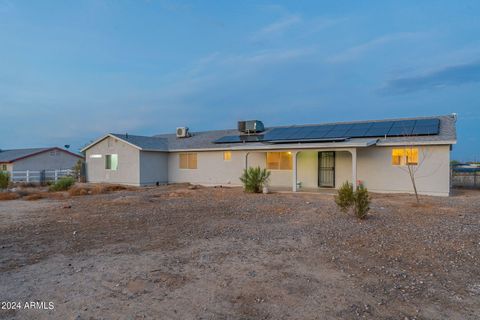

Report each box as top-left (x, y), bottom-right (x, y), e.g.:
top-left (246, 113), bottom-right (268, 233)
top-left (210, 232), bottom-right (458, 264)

top-left (10, 169), bottom-right (74, 183)
top-left (452, 171), bottom-right (479, 189)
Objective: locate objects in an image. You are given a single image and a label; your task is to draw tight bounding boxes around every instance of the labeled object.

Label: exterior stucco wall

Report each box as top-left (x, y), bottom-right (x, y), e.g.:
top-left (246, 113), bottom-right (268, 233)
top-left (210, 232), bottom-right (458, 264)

top-left (168, 150), bottom-right (248, 185)
top-left (296, 150), bottom-right (352, 189)
top-left (335, 151), bottom-right (353, 188)
top-left (85, 136), bottom-right (140, 186)
top-left (139, 151), bottom-right (168, 185)
top-left (167, 150), bottom-right (353, 189)
top-left (11, 151), bottom-right (81, 171)
top-left (357, 145), bottom-right (451, 196)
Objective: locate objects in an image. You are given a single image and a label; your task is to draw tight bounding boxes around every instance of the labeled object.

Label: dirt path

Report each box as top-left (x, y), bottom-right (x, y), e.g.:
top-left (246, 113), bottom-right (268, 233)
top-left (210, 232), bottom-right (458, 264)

top-left (0, 186), bottom-right (479, 319)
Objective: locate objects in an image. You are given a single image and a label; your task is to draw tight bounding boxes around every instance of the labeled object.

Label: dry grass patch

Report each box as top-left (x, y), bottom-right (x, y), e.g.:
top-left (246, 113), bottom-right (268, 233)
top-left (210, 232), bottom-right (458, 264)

top-left (91, 184), bottom-right (128, 195)
top-left (0, 192), bottom-right (21, 201)
top-left (68, 186), bottom-right (90, 196)
top-left (68, 184), bottom-right (130, 197)
top-left (23, 193), bottom-right (45, 201)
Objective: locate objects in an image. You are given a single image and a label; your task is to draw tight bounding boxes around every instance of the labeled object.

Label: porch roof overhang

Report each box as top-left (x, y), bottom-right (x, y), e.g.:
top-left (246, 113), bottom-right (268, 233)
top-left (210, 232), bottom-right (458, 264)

top-left (168, 138), bottom-right (378, 152)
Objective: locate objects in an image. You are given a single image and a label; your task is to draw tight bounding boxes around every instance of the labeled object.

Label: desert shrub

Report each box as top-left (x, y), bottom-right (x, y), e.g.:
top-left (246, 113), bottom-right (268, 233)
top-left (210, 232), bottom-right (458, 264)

top-left (353, 185), bottom-right (370, 219)
top-left (334, 182), bottom-right (354, 212)
top-left (0, 171), bottom-right (10, 189)
top-left (240, 167), bottom-right (271, 193)
top-left (49, 176), bottom-right (75, 192)
top-left (0, 192), bottom-right (20, 201)
top-left (334, 182), bottom-right (371, 219)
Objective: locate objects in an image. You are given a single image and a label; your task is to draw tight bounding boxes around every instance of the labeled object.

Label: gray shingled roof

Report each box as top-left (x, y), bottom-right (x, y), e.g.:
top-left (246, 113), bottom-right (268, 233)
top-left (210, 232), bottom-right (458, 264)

top-left (100, 115), bottom-right (456, 152)
top-left (110, 133), bottom-right (169, 151)
top-left (0, 147), bottom-right (84, 163)
top-left (0, 148), bottom-right (52, 162)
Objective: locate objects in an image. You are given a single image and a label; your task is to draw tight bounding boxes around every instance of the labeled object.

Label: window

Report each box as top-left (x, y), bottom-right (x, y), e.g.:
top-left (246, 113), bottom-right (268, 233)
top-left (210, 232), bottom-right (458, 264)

top-left (50, 150), bottom-right (59, 156)
top-left (223, 151), bottom-right (232, 161)
top-left (266, 152), bottom-right (292, 170)
top-left (1, 164), bottom-right (6, 171)
top-left (90, 154), bottom-right (102, 159)
top-left (392, 148), bottom-right (418, 166)
top-left (105, 154), bottom-right (118, 170)
top-left (179, 153), bottom-right (197, 169)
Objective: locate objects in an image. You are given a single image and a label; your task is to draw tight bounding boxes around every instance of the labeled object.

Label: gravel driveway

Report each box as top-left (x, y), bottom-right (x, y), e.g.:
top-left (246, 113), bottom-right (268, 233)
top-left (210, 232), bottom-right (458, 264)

top-left (0, 185), bottom-right (479, 319)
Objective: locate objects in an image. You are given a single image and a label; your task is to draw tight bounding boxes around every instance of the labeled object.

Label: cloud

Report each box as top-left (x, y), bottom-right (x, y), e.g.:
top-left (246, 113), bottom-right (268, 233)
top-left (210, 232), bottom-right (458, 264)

top-left (251, 15), bottom-right (301, 41)
top-left (378, 61), bottom-right (480, 95)
top-left (221, 48), bottom-right (314, 66)
top-left (151, 47), bottom-right (316, 102)
top-left (327, 32), bottom-right (425, 63)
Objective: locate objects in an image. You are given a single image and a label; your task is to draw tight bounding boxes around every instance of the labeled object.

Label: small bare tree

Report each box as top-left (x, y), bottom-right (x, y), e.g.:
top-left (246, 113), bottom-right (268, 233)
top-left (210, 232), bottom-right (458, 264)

top-left (394, 145), bottom-right (428, 203)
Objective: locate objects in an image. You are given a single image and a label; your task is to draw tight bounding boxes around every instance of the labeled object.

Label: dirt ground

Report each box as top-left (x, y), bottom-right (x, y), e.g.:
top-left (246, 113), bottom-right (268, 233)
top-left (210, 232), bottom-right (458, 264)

top-left (0, 185), bottom-right (479, 320)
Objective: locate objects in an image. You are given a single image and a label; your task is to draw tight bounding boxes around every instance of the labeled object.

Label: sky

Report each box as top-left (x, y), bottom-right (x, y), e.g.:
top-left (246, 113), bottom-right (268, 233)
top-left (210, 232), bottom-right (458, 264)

top-left (0, 0), bottom-right (479, 161)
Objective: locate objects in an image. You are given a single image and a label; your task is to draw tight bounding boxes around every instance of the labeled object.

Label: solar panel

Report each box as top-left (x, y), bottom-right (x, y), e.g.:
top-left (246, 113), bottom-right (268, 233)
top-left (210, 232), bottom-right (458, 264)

top-left (416, 118), bottom-right (440, 127)
top-left (213, 135), bottom-right (264, 143)
top-left (364, 121), bottom-right (394, 137)
top-left (412, 125), bottom-right (438, 135)
top-left (214, 135), bottom-right (243, 143)
top-left (214, 118), bottom-right (440, 144)
top-left (412, 118), bottom-right (440, 135)
top-left (387, 120), bottom-right (416, 136)
top-left (324, 124), bottom-right (353, 138)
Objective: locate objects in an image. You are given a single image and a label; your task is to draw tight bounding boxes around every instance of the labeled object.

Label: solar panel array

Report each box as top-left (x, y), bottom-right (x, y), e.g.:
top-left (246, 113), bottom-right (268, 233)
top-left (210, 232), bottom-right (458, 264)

top-left (213, 118), bottom-right (440, 144)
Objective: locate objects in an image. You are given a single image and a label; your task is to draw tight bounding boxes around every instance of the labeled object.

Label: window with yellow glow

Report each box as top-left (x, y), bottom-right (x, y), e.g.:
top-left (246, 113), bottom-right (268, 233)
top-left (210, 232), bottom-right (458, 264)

top-left (392, 148), bottom-right (418, 166)
top-left (266, 152), bottom-right (292, 170)
top-left (179, 153), bottom-right (197, 169)
top-left (223, 151), bottom-right (232, 161)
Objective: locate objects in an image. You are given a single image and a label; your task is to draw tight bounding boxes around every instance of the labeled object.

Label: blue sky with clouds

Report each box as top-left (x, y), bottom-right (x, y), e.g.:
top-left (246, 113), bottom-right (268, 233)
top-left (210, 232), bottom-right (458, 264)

top-left (0, 0), bottom-right (479, 160)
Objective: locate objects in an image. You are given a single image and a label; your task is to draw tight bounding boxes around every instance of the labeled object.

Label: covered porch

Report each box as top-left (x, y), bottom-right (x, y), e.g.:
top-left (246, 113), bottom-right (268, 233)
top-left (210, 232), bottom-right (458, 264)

top-left (243, 144), bottom-right (370, 192)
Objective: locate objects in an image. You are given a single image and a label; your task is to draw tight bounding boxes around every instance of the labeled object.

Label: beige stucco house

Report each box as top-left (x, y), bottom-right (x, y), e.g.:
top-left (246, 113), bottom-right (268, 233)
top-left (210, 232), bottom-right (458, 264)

top-left (82, 115), bottom-right (457, 196)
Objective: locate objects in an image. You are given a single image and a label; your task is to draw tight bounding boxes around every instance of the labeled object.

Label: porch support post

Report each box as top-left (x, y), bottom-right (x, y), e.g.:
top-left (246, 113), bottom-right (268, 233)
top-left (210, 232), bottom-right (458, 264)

top-left (292, 151), bottom-right (299, 192)
top-left (351, 148), bottom-right (357, 188)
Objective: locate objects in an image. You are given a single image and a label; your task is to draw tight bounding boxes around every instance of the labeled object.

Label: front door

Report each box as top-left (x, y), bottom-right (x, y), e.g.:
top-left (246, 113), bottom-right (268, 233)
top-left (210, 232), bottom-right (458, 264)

top-left (318, 152), bottom-right (335, 188)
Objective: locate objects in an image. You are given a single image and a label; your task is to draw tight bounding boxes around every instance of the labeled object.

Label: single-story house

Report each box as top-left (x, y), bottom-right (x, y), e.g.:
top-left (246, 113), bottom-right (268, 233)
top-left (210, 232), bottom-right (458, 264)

top-left (82, 114), bottom-right (457, 196)
top-left (0, 147), bottom-right (84, 176)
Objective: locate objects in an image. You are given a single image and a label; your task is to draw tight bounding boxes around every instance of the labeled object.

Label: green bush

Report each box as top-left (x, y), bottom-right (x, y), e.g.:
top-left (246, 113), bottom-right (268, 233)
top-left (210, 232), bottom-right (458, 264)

top-left (49, 176), bottom-right (75, 192)
top-left (334, 181), bottom-right (354, 212)
top-left (353, 184), bottom-right (370, 219)
top-left (334, 182), bottom-right (370, 219)
top-left (0, 171), bottom-right (9, 189)
top-left (240, 166), bottom-right (271, 193)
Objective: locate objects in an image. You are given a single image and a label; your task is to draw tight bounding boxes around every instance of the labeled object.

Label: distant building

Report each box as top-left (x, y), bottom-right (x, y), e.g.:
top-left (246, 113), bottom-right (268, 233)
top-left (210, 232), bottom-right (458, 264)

top-left (0, 147), bottom-right (84, 175)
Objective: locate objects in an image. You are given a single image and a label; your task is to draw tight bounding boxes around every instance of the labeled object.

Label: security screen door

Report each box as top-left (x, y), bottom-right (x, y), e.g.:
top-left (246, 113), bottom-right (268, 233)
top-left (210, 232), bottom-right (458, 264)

top-left (318, 152), bottom-right (335, 187)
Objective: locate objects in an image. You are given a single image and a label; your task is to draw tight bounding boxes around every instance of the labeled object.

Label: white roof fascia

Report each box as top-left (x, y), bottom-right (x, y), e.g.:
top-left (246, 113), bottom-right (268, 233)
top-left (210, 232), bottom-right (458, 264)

top-left (167, 139), bottom-right (378, 152)
top-left (376, 140), bottom-right (457, 146)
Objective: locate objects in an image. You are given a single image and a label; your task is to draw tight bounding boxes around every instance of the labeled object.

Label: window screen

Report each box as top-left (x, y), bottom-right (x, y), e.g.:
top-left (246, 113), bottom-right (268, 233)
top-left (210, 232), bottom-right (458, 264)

top-left (179, 153), bottom-right (197, 169)
top-left (266, 152), bottom-right (292, 170)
